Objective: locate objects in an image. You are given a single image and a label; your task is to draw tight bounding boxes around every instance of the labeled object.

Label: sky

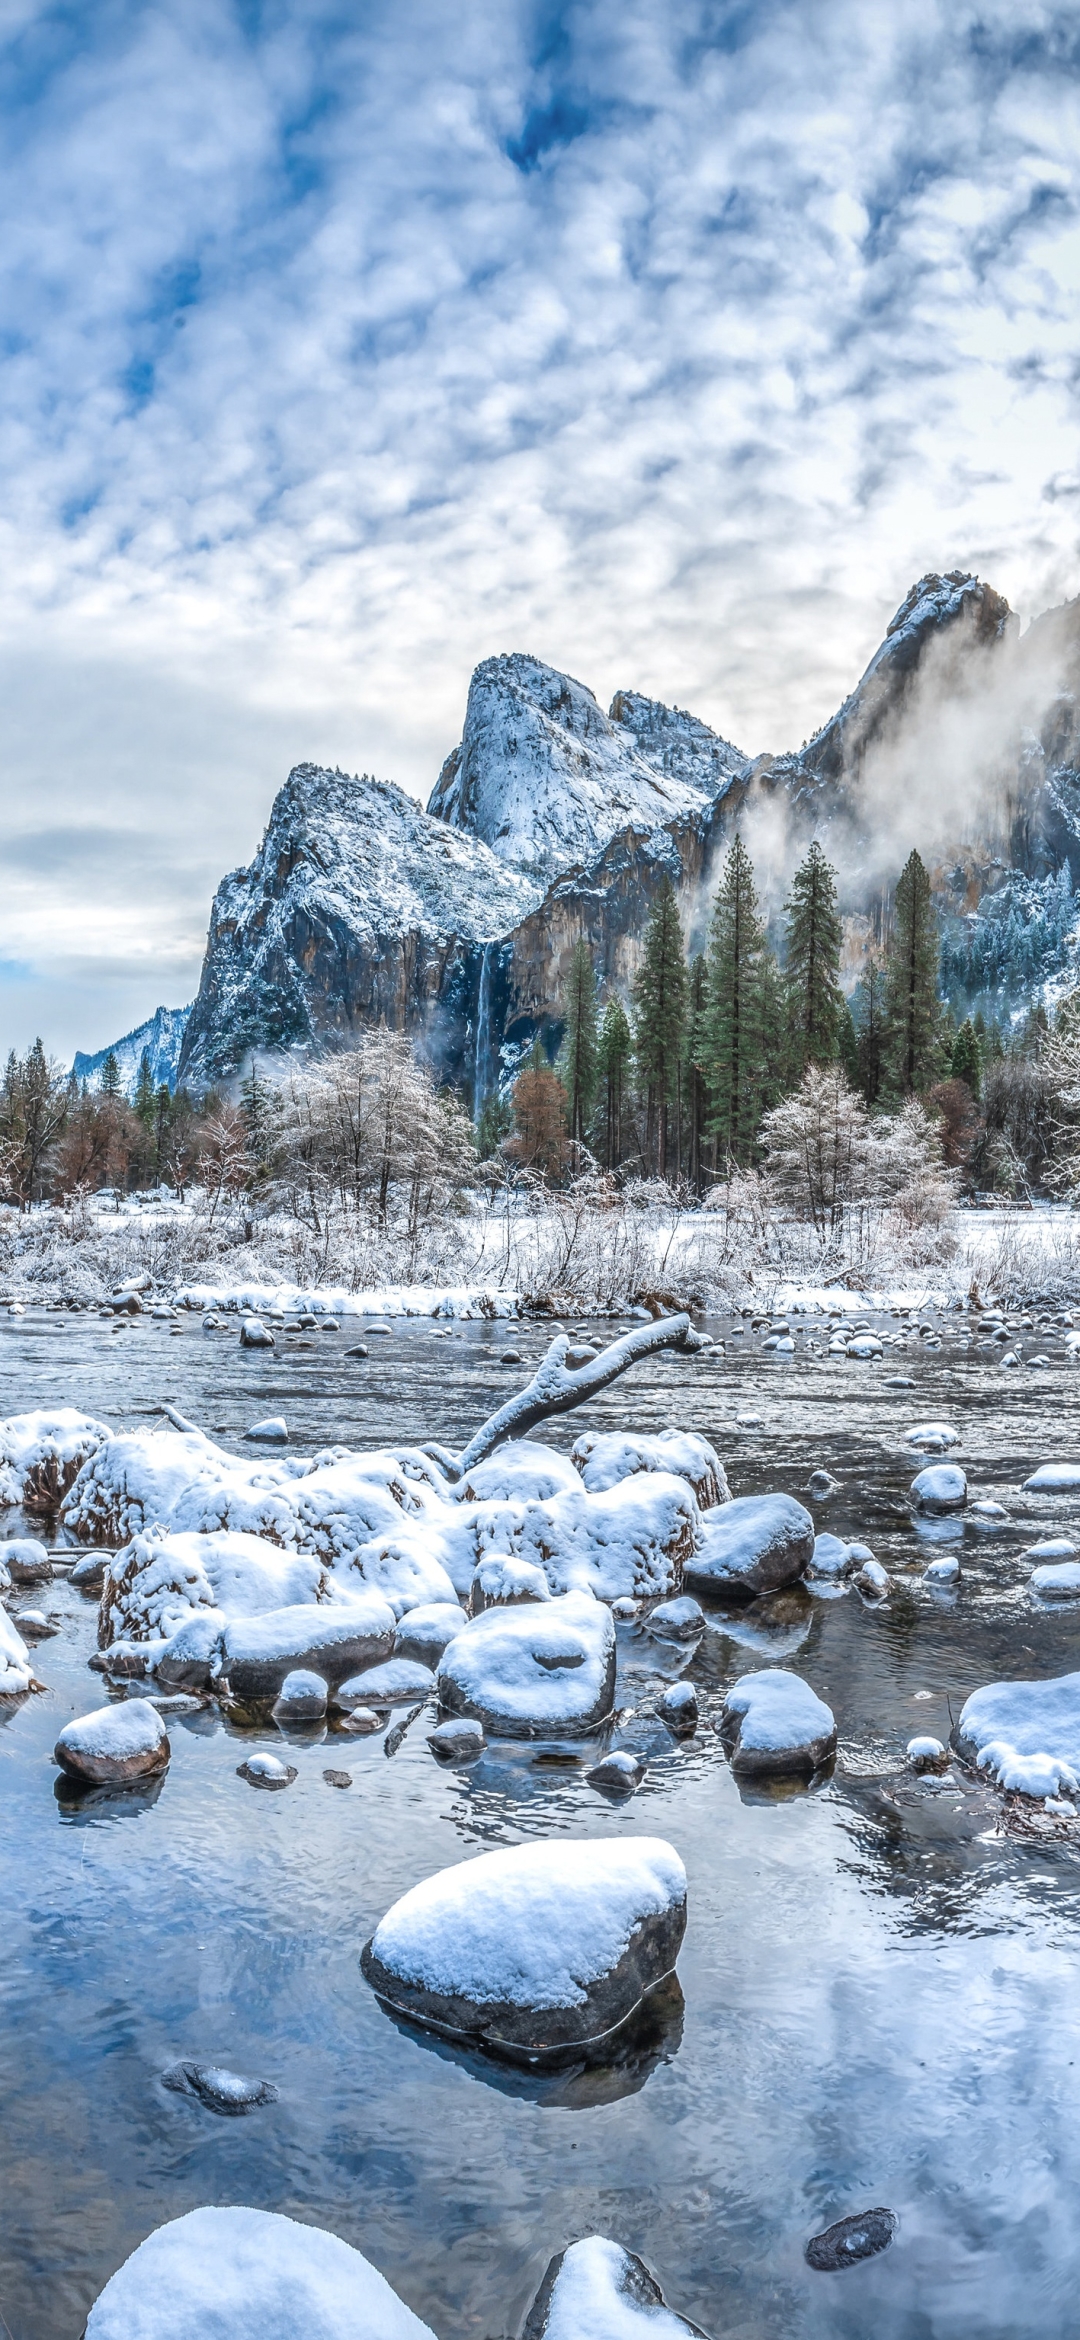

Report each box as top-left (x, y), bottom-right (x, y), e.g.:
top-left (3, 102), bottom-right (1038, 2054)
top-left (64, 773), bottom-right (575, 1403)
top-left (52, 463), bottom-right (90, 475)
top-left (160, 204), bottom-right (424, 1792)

top-left (2, 0), bottom-right (1080, 1063)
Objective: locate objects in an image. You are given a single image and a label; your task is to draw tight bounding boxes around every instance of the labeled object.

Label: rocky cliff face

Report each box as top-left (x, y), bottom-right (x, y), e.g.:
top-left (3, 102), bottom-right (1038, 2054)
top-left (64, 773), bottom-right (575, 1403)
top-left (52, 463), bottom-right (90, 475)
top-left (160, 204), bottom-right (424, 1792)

top-left (177, 575), bottom-right (1080, 1100)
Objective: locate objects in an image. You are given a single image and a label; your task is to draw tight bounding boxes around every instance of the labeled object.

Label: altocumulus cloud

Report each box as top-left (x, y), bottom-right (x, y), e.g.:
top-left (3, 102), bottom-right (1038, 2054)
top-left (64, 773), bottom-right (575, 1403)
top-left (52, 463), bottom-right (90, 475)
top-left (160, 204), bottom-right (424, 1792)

top-left (1, 0), bottom-right (1080, 1055)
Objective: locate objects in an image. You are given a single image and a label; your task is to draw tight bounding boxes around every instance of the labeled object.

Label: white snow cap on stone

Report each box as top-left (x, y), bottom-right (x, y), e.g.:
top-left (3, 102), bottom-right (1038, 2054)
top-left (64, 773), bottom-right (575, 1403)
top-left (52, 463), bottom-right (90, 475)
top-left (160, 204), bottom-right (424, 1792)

top-left (438, 1590), bottom-right (615, 1735)
top-left (958, 1671), bottom-right (1080, 1796)
top-left (1024, 1463), bottom-right (1080, 1493)
top-left (1030, 1561), bottom-right (1080, 1599)
top-left (570, 1429), bottom-right (729, 1511)
top-left (533, 2236), bottom-right (705, 2340)
top-left (910, 1464), bottom-right (967, 1513)
top-left (456, 1441), bottom-right (580, 1504)
top-left (104, 1529), bottom-right (329, 1643)
top-left (56, 1699), bottom-right (166, 1764)
top-left (723, 1669), bottom-right (835, 1753)
top-left (368, 1838), bottom-right (686, 2012)
top-left (83, 2204), bottom-right (437, 2340)
top-left (0, 1406), bottom-right (109, 1508)
top-left (0, 1606), bottom-right (33, 1694)
top-left (905, 1422), bottom-right (960, 1451)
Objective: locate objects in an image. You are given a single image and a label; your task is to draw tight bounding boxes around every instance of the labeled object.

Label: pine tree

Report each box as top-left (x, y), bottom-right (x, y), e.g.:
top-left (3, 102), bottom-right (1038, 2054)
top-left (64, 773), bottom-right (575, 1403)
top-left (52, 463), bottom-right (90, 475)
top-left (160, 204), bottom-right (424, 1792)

top-left (100, 1050), bottom-right (122, 1100)
top-left (632, 876), bottom-right (688, 1178)
top-left (838, 999), bottom-right (860, 1089)
top-left (240, 1062), bottom-right (279, 1173)
top-left (557, 939), bottom-right (599, 1151)
top-left (885, 850), bottom-right (941, 1096)
top-left (699, 833), bottom-right (770, 1165)
top-left (782, 839), bottom-right (844, 1074)
top-left (596, 996), bottom-right (632, 1169)
top-left (475, 1091), bottom-right (513, 1159)
top-left (951, 1017), bottom-right (982, 1100)
top-left (134, 1049), bottom-right (155, 1127)
top-left (853, 953), bottom-right (888, 1106)
top-left (684, 954), bottom-right (709, 1191)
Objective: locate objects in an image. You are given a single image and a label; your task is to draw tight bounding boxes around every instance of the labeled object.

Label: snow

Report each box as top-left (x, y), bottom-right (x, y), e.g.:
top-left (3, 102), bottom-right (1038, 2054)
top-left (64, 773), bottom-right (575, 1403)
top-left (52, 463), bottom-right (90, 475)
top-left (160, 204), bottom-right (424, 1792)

top-left (470, 1552), bottom-right (551, 1608)
top-left (444, 1474), bottom-right (700, 1604)
top-left (56, 1698), bottom-right (166, 1764)
top-left (0, 1407), bottom-right (110, 1508)
top-left (72, 1004), bottom-right (191, 1098)
top-left (644, 1595), bottom-right (704, 1639)
top-left (806, 1532), bottom-right (854, 1581)
top-left (273, 1669), bottom-right (328, 1717)
top-left (336, 1657), bottom-right (435, 1705)
top-left (437, 1590), bottom-right (616, 1736)
top-left (722, 1669), bottom-right (835, 1755)
top-left (958, 1671), bottom-right (1080, 1795)
top-left (531, 2236), bottom-right (701, 2340)
top-left (910, 1464), bottom-right (967, 1513)
top-left (393, 1602), bottom-right (467, 1665)
top-left (0, 1608), bottom-right (33, 1694)
top-left (1030, 1561), bottom-right (1080, 1599)
top-left (243, 1753), bottom-right (291, 1783)
top-left (103, 1529), bottom-right (329, 1643)
top-left (907, 1736), bottom-right (946, 1763)
top-left (174, 1282), bottom-right (519, 1321)
top-left (906, 1422), bottom-right (960, 1451)
top-left (456, 1442), bottom-right (580, 1503)
top-left (1024, 1463), bottom-right (1080, 1492)
top-left (83, 2204), bottom-right (437, 2340)
top-left (570, 1430), bottom-right (728, 1511)
top-left (367, 1836), bottom-right (686, 2010)
top-left (685, 1493), bottom-right (813, 1593)
top-left (1025, 1538), bottom-right (1078, 1559)
top-left (220, 1597), bottom-right (395, 1681)
top-left (924, 1555), bottom-right (960, 1584)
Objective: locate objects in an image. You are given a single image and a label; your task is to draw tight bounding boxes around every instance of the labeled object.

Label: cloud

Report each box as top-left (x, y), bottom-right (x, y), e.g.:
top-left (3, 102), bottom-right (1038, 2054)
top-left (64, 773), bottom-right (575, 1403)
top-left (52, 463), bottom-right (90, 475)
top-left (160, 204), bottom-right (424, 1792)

top-left (1, 0), bottom-right (1080, 1056)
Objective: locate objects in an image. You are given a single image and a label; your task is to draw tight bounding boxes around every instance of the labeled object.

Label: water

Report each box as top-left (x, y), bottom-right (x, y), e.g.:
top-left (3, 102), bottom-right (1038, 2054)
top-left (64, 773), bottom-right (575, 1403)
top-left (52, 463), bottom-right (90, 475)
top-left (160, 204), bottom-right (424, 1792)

top-left (3, 1304), bottom-right (1080, 2338)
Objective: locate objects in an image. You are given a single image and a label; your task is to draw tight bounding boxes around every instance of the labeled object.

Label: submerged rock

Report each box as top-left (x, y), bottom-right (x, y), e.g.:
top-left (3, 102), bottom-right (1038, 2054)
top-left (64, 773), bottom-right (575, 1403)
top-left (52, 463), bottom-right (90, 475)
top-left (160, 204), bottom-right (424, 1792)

top-left (524, 2237), bottom-right (710, 2340)
top-left (361, 1835), bottom-right (687, 2062)
top-left (685, 1495), bottom-right (814, 1601)
top-left (436, 1591), bottom-right (616, 1739)
top-left (806, 2208), bottom-right (897, 2271)
top-left (83, 2205), bottom-right (437, 2340)
top-left (55, 1698), bottom-right (169, 1786)
top-left (428, 1716), bottom-right (486, 1761)
top-left (162, 2060), bottom-right (279, 2113)
top-left (720, 1669), bottom-right (836, 1776)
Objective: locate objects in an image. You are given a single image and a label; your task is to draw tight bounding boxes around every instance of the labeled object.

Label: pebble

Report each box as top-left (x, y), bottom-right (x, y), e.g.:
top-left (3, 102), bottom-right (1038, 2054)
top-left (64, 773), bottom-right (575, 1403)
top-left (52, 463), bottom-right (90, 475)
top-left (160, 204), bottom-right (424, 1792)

top-left (587, 1750), bottom-right (646, 1796)
top-left (322, 1768), bottom-right (353, 1789)
top-left (428, 1717), bottom-right (486, 1762)
top-left (236, 1753), bottom-right (296, 1789)
top-left (656, 1680), bottom-right (698, 1737)
top-left (161, 2061), bottom-right (279, 2113)
top-left (805, 2208), bottom-right (897, 2271)
top-left (344, 1345), bottom-right (369, 1358)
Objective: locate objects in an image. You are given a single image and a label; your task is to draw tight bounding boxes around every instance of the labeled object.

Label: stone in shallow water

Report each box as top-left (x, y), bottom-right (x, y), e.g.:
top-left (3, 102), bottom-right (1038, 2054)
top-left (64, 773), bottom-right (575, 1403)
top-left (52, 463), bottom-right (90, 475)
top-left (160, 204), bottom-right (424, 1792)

top-left (54, 1699), bottom-right (169, 1786)
top-left (221, 1596), bottom-right (395, 1700)
top-left (13, 1608), bottom-right (58, 1640)
top-left (910, 1464), bottom-right (967, 1514)
top-left (5, 1538), bottom-right (51, 1584)
top-left (394, 1602), bottom-right (467, 1667)
top-left (323, 1767), bottom-right (353, 1787)
top-left (437, 1591), bottom-right (616, 1739)
top-left (272, 1668), bottom-right (328, 1723)
top-left (344, 1343), bottom-right (369, 1358)
top-left (1024, 1462), bottom-right (1080, 1493)
top-left (806, 1469), bottom-right (841, 1500)
top-left (954, 1671), bottom-right (1080, 1796)
top-left (340, 1705), bottom-right (381, 1734)
top-left (923, 1555), bottom-right (960, 1586)
top-left (685, 1495), bottom-right (814, 1601)
top-left (239, 1317), bottom-right (275, 1348)
top-left (645, 1595), bottom-right (705, 1640)
top-left (805, 2207), bottom-right (897, 2271)
top-left (587, 1749), bottom-right (646, 1796)
top-left (362, 1836), bottom-right (687, 2063)
top-left (656, 1680), bottom-right (698, 1737)
top-left (907, 1736), bottom-right (947, 1768)
top-left (428, 1717), bottom-right (486, 1761)
top-left (335, 1657), bottom-right (436, 1708)
top-left (806, 1532), bottom-right (854, 1582)
top-left (720, 1669), bottom-right (836, 1776)
top-left (245, 1416), bottom-right (289, 1443)
top-left (524, 2236), bottom-right (711, 2340)
top-left (83, 2205), bottom-right (437, 2340)
top-left (237, 1752), bottom-right (296, 1789)
top-left (162, 2060), bottom-right (279, 2113)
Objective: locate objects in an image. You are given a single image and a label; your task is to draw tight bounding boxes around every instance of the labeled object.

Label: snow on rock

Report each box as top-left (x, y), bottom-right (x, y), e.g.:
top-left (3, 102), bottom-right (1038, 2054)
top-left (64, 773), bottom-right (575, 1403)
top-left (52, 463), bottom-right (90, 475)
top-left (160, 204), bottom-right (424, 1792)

top-left (684, 1494), bottom-right (814, 1601)
top-left (1030, 1561), bottom-right (1080, 1600)
top-left (0, 1408), bottom-right (110, 1511)
top-left (436, 1590), bottom-right (616, 1738)
top-left (955, 1671), bottom-right (1080, 1795)
top-left (523, 2235), bottom-right (709, 2340)
top-left (61, 1428), bottom-right (308, 1548)
top-left (55, 1698), bottom-right (169, 1785)
top-left (161, 2062), bottom-right (279, 2113)
top-left (174, 1281), bottom-right (519, 1321)
top-left (456, 1442), bottom-right (580, 1504)
top-left (0, 1608), bottom-right (34, 1695)
top-left (5, 1536), bottom-right (51, 1583)
top-left (587, 1750), bottom-right (646, 1796)
top-left (441, 1475), bottom-right (699, 1605)
top-left (645, 1595), bottom-right (705, 1640)
top-left (1024, 1462), bottom-right (1080, 1493)
top-left (245, 1418), bottom-right (289, 1444)
top-left (156, 1611), bottom-right (228, 1690)
top-left (83, 2204), bottom-right (437, 2340)
top-left (805, 1532), bottom-right (856, 1582)
top-left (335, 1657), bottom-right (435, 1707)
top-left (923, 1555), bottom-right (960, 1585)
top-left (570, 1430), bottom-right (729, 1512)
top-left (910, 1464), bottom-right (968, 1514)
top-left (428, 1717), bottom-right (486, 1761)
top-left (720, 1669), bottom-right (837, 1776)
top-left (468, 1552), bottom-right (551, 1612)
top-left (854, 1557), bottom-right (891, 1597)
top-left (221, 1597), bottom-right (395, 1701)
top-left (657, 1680), bottom-right (698, 1736)
top-left (905, 1422), bottom-right (961, 1452)
top-left (907, 1736), bottom-right (947, 1768)
top-left (273, 1668), bottom-right (328, 1722)
top-left (101, 1530), bottom-right (330, 1646)
top-left (238, 1752), bottom-right (295, 1789)
top-left (361, 1835), bottom-right (687, 2060)
top-left (393, 1602), bottom-right (467, 1667)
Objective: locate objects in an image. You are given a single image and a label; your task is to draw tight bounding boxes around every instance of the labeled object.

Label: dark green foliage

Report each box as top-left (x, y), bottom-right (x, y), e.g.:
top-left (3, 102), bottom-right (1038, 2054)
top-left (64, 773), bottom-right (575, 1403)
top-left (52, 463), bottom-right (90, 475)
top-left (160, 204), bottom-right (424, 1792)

top-left (100, 1049), bottom-right (122, 1099)
top-left (950, 1017), bottom-right (982, 1100)
top-left (476, 1090), bottom-right (513, 1160)
top-left (684, 954), bottom-right (709, 1191)
top-left (699, 834), bottom-right (772, 1164)
top-left (885, 850), bottom-right (941, 1096)
top-left (632, 875), bottom-right (688, 1177)
top-left (596, 995), bottom-right (632, 1169)
top-left (557, 939), bottom-right (599, 1148)
top-left (134, 1049), bottom-right (155, 1127)
top-left (240, 1062), bottom-right (280, 1173)
top-left (783, 839), bottom-right (844, 1073)
top-left (0, 1039), bottom-right (70, 1205)
top-left (838, 1000), bottom-right (860, 1088)
top-left (851, 954), bottom-right (888, 1105)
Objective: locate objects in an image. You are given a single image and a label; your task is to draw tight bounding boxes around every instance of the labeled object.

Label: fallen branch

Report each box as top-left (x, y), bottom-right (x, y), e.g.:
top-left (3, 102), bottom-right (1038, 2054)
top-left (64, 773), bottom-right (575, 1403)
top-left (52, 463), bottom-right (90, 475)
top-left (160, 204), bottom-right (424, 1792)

top-left (431, 1313), bottom-right (705, 1480)
top-left (159, 1403), bottom-right (206, 1438)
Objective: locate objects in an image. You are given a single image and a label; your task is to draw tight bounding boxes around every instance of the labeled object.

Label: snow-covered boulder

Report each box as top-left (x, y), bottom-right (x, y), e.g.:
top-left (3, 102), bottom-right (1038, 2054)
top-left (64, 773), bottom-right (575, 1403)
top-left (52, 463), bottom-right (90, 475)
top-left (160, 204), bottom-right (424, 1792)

top-left (361, 1836), bottom-right (687, 2061)
top-left (220, 1596), bottom-right (395, 1700)
top-left (905, 1422), bottom-right (960, 1452)
top-left (805, 1532), bottom-right (856, 1582)
top-left (0, 1608), bottom-right (34, 1696)
top-left (1031, 1560), bottom-right (1080, 1600)
top-left (907, 1735), bottom-right (947, 1769)
top-left (657, 1680), bottom-right (698, 1736)
top-left (923, 1554), bottom-right (960, 1586)
top-left (1024, 1462), bottom-right (1080, 1493)
top-left (456, 1441), bottom-right (581, 1503)
top-left (684, 1494), bottom-right (814, 1600)
top-left (428, 1717), bottom-right (486, 1761)
top-left (910, 1464), bottom-right (967, 1514)
top-left (393, 1602), bottom-right (467, 1667)
top-left (156, 1611), bottom-right (226, 1689)
top-left (645, 1595), bottom-right (705, 1640)
top-left (5, 1536), bottom-right (51, 1583)
top-left (0, 1407), bottom-right (109, 1511)
top-left (273, 1668), bottom-right (328, 1722)
top-left (341, 1526), bottom-right (460, 1618)
top-left (954, 1671), bottom-right (1080, 1795)
top-left (336, 1657), bottom-right (435, 1707)
top-left (443, 1476), bottom-right (699, 1605)
top-left (101, 1530), bottom-right (330, 1646)
top-left (571, 1429), bottom-right (729, 1512)
top-left (523, 2236), bottom-right (709, 2340)
top-left (61, 1428), bottom-right (307, 1547)
top-left (83, 2205), bottom-right (437, 2340)
top-left (468, 1552), bottom-right (551, 1612)
top-left (719, 1669), bottom-right (837, 1776)
top-left (437, 1591), bottom-right (616, 1738)
top-left (55, 1698), bottom-right (169, 1786)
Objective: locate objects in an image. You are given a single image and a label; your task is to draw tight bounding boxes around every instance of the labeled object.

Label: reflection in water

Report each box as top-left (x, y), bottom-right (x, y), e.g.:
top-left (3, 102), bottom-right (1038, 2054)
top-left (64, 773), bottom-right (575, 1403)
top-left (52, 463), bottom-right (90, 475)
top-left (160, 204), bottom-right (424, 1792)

top-left (373, 1974), bottom-right (686, 2108)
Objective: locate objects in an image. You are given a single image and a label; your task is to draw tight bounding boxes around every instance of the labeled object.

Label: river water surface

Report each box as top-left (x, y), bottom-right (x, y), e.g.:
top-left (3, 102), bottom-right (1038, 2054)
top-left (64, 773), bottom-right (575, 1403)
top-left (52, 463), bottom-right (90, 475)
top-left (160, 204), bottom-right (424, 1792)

top-left (3, 1303), bottom-right (1080, 2339)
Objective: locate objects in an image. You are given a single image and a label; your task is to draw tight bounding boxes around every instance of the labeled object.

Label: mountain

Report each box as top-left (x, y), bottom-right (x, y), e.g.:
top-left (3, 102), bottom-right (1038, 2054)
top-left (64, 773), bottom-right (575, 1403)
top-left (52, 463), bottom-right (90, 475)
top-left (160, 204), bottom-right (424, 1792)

top-left (72, 1004), bottom-right (191, 1097)
top-left (175, 572), bottom-right (1080, 1100)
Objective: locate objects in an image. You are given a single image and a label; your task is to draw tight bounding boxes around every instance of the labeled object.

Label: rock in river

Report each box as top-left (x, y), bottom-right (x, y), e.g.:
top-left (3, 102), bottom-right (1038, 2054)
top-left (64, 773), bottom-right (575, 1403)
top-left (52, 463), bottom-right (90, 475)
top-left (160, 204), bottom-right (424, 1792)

top-left (428, 1717), bottom-right (486, 1761)
top-left (436, 1590), bottom-right (616, 1739)
top-left (220, 1595), bottom-right (395, 1700)
top-left (361, 1836), bottom-right (687, 2062)
top-left (657, 1680), bottom-right (698, 1736)
top-left (910, 1464), bottom-right (967, 1515)
top-left (272, 1668), bottom-right (328, 1723)
top-left (587, 1749), bottom-right (646, 1796)
top-left (84, 2205), bottom-right (437, 2340)
top-left (237, 1752), bottom-right (296, 1790)
top-left (684, 1495), bottom-right (814, 1601)
top-left (720, 1669), bottom-right (837, 1776)
top-left (5, 1537), bottom-right (51, 1584)
top-left (524, 2236), bottom-right (710, 2340)
top-left (805, 2207), bottom-right (897, 2271)
top-left (54, 1698), bottom-right (170, 1786)
top-left (162, 2060), bottom-right (279, 2113)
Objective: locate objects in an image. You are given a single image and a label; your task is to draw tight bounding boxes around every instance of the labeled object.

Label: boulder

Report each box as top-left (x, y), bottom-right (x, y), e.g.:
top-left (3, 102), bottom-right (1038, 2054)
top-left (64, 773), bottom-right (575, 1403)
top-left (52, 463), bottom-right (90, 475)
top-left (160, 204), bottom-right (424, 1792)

top-left (393, 1602), bottom-right (467, 1667)
top-left (428, 1717), bottom-right (486, 1761)
top-left (684, 1495), bottom-right (814, 1600)
top-left (55, 1698), bottom-right (170, 1786)
top-left (0, 1607), bottom-right (34, 1695)
top-left (645, 1595), bottom-right (704, 1640)
top-left (910, 1464), bottom-right (967, 1514)
top-left (805, 1532), bottom-right (855, 1582)
top-left (468, 1552), bottom-right (551, 1614)
top-left (361, 1835), bottom-right (687, 2062)
top-left (720, 1669), bottom-right (836, 1776)
top-left (157, 1611), bottom-right (226, 1690)
top-left (436, 1591), bottom-right (616, 1739)
top-left (239, 1318), bottom-right (275, 1348)
top-left (335, 1657), bottom-right (436, 1708)
top-left (570, 1429), bottom-right (729, 1511)
top-left (587, 1750), bottom-right (646, 1796)
top-left (1030, 1560), bottom-right (1080, 1599)
top-left (220, 1596), bottom-right (395, 1700)
top-left (524, 2237), bottom-right (710, 2340)
top-left (656, 1680), bottom-right (698, 1737)
top-left (272, 1668), bottom-right (328, 1722)
top-left (83, 2205), bottom-right (437, 2340)
top-left (1024, 1462), bottom-right (1080, 1492)
top-left (5, 1537), bottom-right (51, 1584)
top-left (954, 1670), bottom-right (1080, 1795)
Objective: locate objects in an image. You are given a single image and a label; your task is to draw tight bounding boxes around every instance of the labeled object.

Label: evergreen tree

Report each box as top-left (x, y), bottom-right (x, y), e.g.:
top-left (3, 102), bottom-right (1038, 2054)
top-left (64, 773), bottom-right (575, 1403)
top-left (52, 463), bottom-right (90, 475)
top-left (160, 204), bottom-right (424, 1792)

top-left (782, 839), bottom-right (844, 1074)
top-left (632, 875), bottom-right (688, 1178)
top-left (684, 954), bottom-right (709, 1191)
top-left (100, 1050), bottom-right (122, 1100)
top-left (853, 953), bottom-right (888, 1106)
top-left (475, 1091), bottom-right (513, 1160)
top-left (134, 1049), bottom-right (155, 1128)
top-left (557, 939), bottom-right (599, 1150)
top-left (699, 833), bottom-right (770, 1165)
top-left (838, 999), bottom-right (860, 1089)
top-left (951, 1017), bottom-right (982, 1100)
top-left (885, 850), bottom-right (941, 1096)
top-left (240, 1062), bottom-right (279, 1173)
top-left (596, 996), bottom-right (632, 1170)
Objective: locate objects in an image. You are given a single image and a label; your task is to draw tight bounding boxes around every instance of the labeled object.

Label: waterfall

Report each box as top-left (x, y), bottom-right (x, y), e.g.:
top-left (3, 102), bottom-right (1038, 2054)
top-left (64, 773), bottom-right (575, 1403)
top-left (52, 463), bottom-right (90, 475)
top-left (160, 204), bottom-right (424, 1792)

top-left (474, 943), bottom-right (495, 1113)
